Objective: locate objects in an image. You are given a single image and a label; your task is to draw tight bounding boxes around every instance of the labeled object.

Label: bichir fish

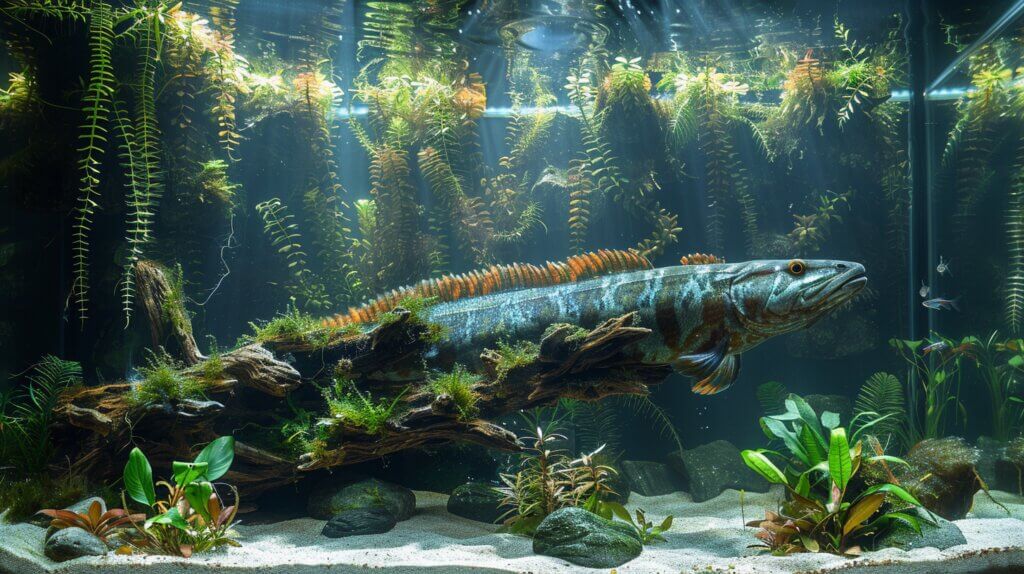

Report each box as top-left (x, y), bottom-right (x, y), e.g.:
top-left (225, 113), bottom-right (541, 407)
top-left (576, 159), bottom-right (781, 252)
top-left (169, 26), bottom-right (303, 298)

top-left (323, 250), bottom-right (867, 395)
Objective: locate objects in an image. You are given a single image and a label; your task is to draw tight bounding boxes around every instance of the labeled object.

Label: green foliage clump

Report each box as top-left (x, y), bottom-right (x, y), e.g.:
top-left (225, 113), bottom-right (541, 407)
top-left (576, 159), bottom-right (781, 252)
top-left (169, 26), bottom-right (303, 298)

top-left (120, 437), bottom-right (240, 556)
top-left (854, 372), bottom-right (907, 450)
top-left (324, 377), bottom-right (408, 435)
top-left (0, 356), bottom-right (82, 475)
top-left (129, 352), bottom-right (208, 406)
top-left (492, 340), bottom-right (539, 383)
top-left (377, 296), bottom-right (446, 343)
top-left (246, 305), bottom-right (358, 348)
top-left (741, 394), bottom-right (925, 556)
top-left (196, 159), bottom-right (238, 208)
top-left (755, 381), bottom-right (789, 415)
top-left (498, 408), bottom-right (622, 535)
top-left (429, 364), bottom-right (481, 420)
top-left (0, 473), bottom-right (90, 523)
top-left (160, 263), bottom-right (193, 336)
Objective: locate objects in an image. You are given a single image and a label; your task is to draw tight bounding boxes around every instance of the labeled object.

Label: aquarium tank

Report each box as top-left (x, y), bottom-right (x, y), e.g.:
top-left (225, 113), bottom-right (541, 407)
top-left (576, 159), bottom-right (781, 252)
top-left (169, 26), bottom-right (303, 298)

top-left (3, 0), bottom-right (1024, 572)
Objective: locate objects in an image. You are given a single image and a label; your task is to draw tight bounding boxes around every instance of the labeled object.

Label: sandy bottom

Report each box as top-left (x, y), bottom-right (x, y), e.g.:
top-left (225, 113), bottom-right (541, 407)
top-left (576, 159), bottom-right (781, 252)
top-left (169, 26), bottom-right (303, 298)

top-left (3, 487), bottom-right (1024, 573)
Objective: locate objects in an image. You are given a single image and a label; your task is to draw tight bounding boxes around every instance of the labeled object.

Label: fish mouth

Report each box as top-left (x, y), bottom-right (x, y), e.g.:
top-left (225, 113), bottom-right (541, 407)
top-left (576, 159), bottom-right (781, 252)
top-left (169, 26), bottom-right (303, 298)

top-left (825, 266), bottom-right (867, 307)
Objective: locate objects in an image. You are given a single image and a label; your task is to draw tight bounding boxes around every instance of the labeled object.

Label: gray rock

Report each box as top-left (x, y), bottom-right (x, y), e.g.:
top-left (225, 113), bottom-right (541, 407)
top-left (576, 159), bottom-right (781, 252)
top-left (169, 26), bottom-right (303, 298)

top-left (44, 527), bottom-right (107, 562)
top-left (804, 394), bottom-right (852, 426)
top-left (620, 460), bottom-right (686, 496)
top-left (976, 436), bottom-right (1006, 490)
top-left (874, 509), bottom-right (966, 551)
top-left (321, 507), bottom-right (397, 538)
top-left (533, 507), bottom-right (642, 568)
top-left (993, 436), bottom-right (1024, 495)
top-left (667, 440), bottom-right (769, 502)
top-left (446, 482), bottom-right (504, 524)
top-left (308, 478), bottom-right (415, 521)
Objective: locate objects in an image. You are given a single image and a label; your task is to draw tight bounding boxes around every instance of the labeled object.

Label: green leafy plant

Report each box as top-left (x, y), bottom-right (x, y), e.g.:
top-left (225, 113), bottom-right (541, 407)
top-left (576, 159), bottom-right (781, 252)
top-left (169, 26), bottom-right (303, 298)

top-left (741, 396), bottom-right (926, 556)
top-left (853, 372), bottom-right (907, 450)
top-left (70, 0), bottom-right (115, 326)
top-left (0, 356), bottom-right (82, 475)
top-left (246, 305), bottom-right (356, 349)
top-left (756, 381), bottom-right (790, 415)
top-left (324, 377), bottom-right (408, 435)
top-left (498, 411), bottom-right (572, 534)
top-left (890, 336), bottom-right (970, 444)
top-left (973, 334), bottom-right (1024, 441)
top-left (428, 364), bottom-right (481, 421)
top-left (491, 340), bottom-right (539, 383)
top-left (128, 350), bottom-right (208, 407)
top-left (121, 436), bottom-right (240, 557)
top-left (604, 503), bottom-right (673, 544)
top-left (38, 500), bottom-right (144, 544)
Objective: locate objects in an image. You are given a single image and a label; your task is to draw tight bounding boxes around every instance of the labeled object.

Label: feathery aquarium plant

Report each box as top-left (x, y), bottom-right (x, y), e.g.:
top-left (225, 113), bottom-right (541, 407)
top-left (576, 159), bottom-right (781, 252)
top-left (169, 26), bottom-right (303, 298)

top-left (120, 436), bottom-right (240, 557)
top-left (741, 395), bottom-right (926, 556)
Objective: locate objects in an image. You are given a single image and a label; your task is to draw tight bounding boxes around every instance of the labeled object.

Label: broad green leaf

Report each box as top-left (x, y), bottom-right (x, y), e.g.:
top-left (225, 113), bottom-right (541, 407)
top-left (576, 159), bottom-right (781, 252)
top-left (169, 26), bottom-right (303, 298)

top-left (863, 483), bottom-right (924, 508)
top-left (147, 507), bottom-right (189, 531)
top-left (789, 394), bottom-right (824, 443)
top-left (124, 447), bottom-right (156, 507)
top-left (795, 472), bottom-right (811, 497)
top-left (184, 481), bottom-right (214, 522)
top-left (821, 411), bottom-right (840, 430)
top-left (799, 533), bottom-right (820, 552)
top-left (604, 501), bottom-right (632, 524)
top-left (741, 450), bottom-right (788, 485)
top-left (659, 515), bottom-right (673, 531)
top-left (194, 436), bottom-right (235, 481)
top-left (829, 428), bottom-right (852, 492)
top-left (843, 493), bottom-right (885, 535)
top-left (172, 461), bottom-right (209, 487)
top-left (880, 511), bottom-right (922, 533)
top-left (865, 455), bottom-right (911, 467)
top-left (800, 424), bottom-right (826, 466)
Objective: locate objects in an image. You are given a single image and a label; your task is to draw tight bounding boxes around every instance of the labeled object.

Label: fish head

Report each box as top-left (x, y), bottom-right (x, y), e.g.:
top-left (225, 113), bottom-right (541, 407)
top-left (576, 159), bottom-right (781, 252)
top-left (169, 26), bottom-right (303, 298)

top-left (727, 259), bottom-right (867, 340)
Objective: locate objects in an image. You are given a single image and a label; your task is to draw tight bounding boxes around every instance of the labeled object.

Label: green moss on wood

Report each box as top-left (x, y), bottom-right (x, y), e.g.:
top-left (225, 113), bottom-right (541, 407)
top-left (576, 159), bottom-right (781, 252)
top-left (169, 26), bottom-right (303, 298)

top-left (429, 364), bottom-right (481, 420)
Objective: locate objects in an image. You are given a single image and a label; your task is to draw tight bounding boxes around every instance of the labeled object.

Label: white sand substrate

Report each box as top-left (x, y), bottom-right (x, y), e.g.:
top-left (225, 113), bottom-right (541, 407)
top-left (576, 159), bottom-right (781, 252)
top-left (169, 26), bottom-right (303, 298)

top-left (3, 486), bottom-right (1024, 574)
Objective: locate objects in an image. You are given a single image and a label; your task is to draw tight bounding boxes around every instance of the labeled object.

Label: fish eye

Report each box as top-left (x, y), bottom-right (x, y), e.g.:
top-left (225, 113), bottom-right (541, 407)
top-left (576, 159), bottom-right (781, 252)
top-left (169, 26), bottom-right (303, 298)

top-left (787, 260), bottom-right (806, 275)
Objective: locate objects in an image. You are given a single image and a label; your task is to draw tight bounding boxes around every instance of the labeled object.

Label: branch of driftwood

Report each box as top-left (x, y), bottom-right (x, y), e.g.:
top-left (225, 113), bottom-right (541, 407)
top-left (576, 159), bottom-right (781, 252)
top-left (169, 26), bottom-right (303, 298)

top-left (51, 261), bottom-right (672, 497)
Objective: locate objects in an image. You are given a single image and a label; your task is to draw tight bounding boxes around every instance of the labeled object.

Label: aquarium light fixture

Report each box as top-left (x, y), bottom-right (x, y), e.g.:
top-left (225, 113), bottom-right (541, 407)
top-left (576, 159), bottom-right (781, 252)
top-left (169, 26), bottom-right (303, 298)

top-left (332, 89), bottom-right (945, 121)
top-left (926, 0), bottom-right (1024, 97)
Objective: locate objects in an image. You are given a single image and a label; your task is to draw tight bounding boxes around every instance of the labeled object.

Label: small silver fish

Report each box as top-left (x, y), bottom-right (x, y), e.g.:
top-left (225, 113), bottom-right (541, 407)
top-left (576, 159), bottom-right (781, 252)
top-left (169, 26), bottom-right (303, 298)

top-left (919, 281), bottom-right (930, 298)
top-left (937, 256), bottom-right (952, 276)
top-left (923, 297), bottom-right (959, 311)
top-left (921, 341), bottom-right (949, 355)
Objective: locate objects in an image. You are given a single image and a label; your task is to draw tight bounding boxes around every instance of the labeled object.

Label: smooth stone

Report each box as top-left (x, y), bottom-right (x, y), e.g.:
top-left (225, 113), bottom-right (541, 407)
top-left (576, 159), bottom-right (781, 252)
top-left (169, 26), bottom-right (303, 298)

top-left (321, 507), bottom-right (397, 538)
top-left (873, 508), bottom-right (966, 551)
top-left (667, 440), bottom-right (769, 503)
top-left (620, 460), bottom-right (685, 496)
top-left (44, 526), bottom-right (107, 562)
top-left (532, 507), bottom-right (642, 568)
top-left (446, 482), bottom-right (504, 524)
top-left (308, 477), bottom-right (415, 521)
top-left (993, 436), bottom-right (1024, 495)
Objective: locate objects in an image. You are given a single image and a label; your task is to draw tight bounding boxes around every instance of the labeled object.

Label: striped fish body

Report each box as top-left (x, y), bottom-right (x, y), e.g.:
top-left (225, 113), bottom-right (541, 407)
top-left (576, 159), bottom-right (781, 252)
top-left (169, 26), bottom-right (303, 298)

top-left (329, 252), bottom-right (867, 394)
top-left (424, 264), bottom-right (733, 368)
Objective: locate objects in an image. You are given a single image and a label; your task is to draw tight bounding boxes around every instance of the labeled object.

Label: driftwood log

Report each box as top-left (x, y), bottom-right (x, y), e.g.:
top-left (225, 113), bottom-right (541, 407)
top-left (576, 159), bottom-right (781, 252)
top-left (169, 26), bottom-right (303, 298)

top-left (51, 261), bottom-right (673, 498)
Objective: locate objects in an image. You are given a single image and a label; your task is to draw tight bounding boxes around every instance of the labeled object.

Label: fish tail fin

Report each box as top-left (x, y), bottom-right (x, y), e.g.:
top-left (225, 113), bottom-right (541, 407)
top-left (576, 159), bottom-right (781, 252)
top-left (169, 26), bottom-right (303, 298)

top-left (950, 297), bottom-right (960, 311)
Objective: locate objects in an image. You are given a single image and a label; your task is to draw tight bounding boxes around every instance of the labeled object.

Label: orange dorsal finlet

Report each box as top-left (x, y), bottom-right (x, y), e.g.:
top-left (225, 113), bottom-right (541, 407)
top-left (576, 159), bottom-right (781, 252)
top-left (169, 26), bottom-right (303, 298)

top-left (679, 253), bottom-right (725, 265)
top-left (323, 249), bottom-right (653, 328)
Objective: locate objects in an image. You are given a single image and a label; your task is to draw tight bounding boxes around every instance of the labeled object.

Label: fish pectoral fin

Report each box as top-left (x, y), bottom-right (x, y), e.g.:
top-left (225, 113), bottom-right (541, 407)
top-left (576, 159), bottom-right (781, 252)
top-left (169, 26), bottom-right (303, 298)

top-left (672, 338), bottom-right (728, 380)
top-left (690, 354), bottom-right (741, 395)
